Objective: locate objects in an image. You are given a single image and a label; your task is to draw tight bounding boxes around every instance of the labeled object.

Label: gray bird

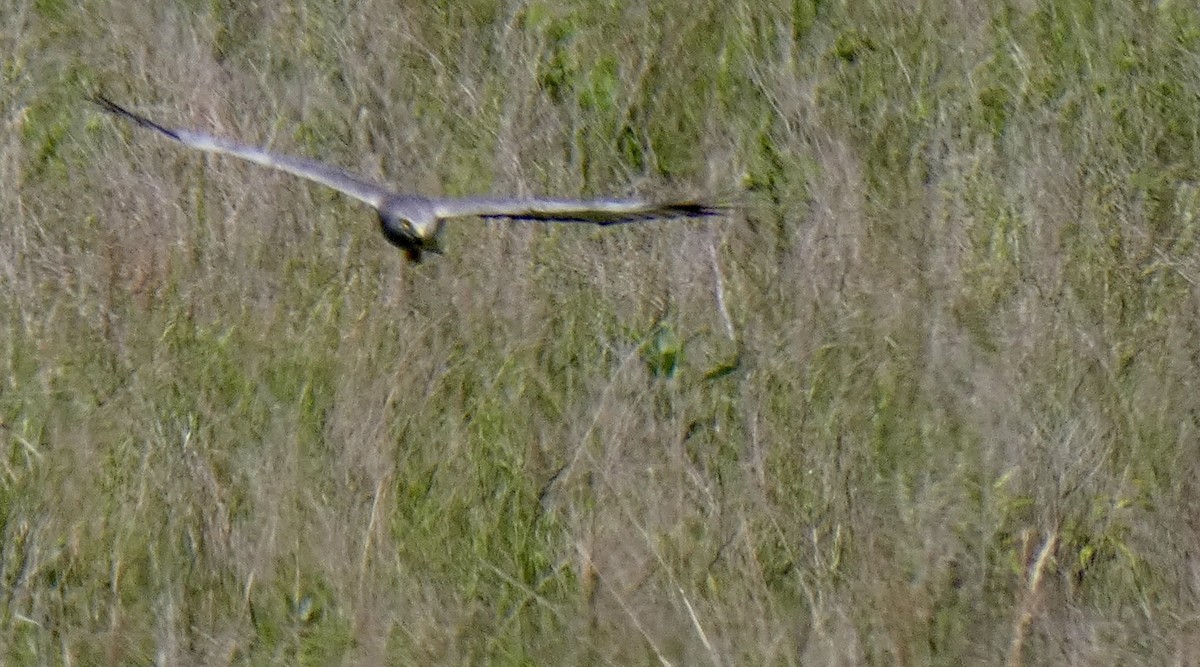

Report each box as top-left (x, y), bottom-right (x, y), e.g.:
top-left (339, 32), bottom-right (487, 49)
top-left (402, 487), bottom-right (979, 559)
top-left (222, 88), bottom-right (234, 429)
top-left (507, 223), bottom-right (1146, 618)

top-left (93, 96), bottom-right (723, 262)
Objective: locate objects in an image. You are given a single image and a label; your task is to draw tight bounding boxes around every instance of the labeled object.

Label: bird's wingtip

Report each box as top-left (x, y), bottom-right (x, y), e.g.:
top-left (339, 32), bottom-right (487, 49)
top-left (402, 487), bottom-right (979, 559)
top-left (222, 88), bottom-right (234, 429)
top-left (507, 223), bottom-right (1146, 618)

top-left (88, 94), bottom-right (183, 141)
top-left (90, 93), bottom-right (120, 113)
top-left (667, 201), bottom-right (730, 218)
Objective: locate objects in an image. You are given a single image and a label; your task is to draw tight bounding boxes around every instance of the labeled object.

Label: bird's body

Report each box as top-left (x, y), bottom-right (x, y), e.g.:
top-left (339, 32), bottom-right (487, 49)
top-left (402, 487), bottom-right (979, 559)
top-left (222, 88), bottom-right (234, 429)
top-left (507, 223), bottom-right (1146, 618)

top-left (93, 96), bottom-right (723, 261)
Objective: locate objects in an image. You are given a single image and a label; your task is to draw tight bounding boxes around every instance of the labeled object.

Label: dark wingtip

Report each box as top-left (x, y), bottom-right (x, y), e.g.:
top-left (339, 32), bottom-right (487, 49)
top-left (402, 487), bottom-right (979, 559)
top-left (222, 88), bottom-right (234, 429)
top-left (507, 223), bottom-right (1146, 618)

top-left (650, 202), bottom-right (728, 220)
top-left (89, 94), bottom-right (183, 141)
top-left (589, 201), bottom-right (729, 226)
top-left (669, 202), bottom-right (728, 218)
top-left (90, 93), bottom-right (135, 119)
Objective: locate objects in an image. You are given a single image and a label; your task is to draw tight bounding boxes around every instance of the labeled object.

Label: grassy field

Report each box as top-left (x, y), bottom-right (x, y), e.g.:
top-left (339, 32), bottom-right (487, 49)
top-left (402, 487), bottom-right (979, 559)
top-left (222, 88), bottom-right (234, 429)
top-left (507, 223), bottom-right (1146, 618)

top-left (4, 0), bottom-right (1200, 664)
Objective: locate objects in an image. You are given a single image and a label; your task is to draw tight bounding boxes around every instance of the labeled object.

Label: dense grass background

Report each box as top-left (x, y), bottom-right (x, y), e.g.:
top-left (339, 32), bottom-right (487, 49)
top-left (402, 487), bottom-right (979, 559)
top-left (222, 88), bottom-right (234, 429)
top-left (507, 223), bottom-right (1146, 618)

top-left (4, 0), bottom-right (1200, 663)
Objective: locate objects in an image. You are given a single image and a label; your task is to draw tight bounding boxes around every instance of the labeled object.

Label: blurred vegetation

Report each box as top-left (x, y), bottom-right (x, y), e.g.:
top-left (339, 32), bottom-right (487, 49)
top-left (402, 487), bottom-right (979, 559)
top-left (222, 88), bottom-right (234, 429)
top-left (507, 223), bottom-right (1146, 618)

top-left (3, 0), bottom-right (1200, 664)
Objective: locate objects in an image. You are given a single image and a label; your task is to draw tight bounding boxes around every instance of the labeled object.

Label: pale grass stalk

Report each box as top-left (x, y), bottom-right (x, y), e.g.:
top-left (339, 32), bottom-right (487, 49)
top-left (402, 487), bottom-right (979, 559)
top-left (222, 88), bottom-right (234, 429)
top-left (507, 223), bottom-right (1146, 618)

top-left (358, 475), bottom-right (387, 591)
top-left (12, 430), bottom-right (43, 462)
top-left (555, 344), bottom-right (644, 490)
top-left (479, 558), bottom-right (585, 653)
top-left (593, 565), bottom-right (674, 667)
top-left (612, 487), bottom-right (724, 666)
top-left (708, 237), bottom-right (735, 341)
top-left (1006, 528), bottom-right (1058, 667)
top-left (13, 613), bottom-right (40, 627)
top-left (679, 586), bottom-right (721, 667)
top-left (242, 570), bottom-right (255, 611)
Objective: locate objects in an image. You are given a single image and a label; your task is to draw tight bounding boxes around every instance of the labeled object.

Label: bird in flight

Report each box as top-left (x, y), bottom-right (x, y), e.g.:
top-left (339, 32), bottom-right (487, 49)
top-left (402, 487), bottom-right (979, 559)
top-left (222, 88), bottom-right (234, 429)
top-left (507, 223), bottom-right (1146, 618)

top-left (93, 96), bottom-right (723, 262)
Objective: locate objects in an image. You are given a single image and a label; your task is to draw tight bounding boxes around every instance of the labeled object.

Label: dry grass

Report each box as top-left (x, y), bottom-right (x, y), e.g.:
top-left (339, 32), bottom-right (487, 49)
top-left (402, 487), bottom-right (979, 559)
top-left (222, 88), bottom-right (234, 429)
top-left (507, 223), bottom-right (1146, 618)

top-left (4, 0), bottom-right (1200, 664)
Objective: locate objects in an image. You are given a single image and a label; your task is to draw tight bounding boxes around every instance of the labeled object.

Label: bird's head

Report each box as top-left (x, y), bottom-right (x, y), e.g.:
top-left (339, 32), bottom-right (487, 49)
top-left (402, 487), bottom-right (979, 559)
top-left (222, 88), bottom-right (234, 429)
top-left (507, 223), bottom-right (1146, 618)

top-left (378, 196), bottom-right (445, 262)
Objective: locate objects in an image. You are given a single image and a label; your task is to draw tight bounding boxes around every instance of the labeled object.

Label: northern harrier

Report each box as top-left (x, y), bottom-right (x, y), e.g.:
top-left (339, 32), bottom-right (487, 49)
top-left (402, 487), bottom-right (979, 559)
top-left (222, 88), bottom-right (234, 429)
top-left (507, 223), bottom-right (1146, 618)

top-left (93, 96), bottom-right (723, 261)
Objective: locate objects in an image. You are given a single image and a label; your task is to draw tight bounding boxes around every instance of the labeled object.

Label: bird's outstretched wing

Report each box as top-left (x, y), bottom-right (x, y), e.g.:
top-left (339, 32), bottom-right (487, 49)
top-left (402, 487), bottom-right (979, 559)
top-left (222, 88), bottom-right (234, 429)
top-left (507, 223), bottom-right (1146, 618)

top-left (92, 96), bottom-right (393, 210)
top-left (432, 196), bottom-right (725, 225)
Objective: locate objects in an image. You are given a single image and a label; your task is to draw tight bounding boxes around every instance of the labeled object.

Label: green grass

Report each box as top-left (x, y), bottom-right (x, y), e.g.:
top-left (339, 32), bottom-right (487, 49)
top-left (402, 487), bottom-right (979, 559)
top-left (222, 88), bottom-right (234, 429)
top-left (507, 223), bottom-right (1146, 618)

top-left (4, 0), bottom-right (1200, 664)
